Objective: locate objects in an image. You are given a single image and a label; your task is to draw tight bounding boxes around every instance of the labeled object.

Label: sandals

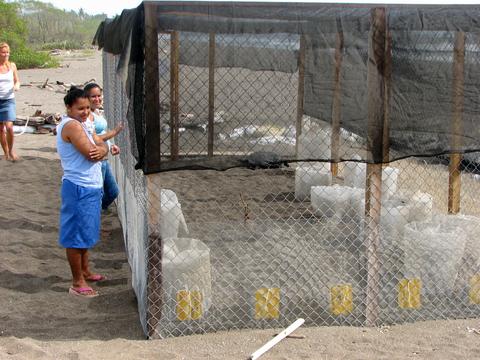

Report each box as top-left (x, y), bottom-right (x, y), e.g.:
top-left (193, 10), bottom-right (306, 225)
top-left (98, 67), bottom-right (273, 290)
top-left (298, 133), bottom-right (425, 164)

top-left (69, 286), bottom-right (98, 298)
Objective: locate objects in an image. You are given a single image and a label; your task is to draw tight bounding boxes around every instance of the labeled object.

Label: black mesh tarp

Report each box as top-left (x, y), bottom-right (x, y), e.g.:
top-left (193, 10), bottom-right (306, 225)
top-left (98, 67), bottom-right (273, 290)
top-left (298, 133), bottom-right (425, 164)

top-left (93, 2), bottom-right (480, 173)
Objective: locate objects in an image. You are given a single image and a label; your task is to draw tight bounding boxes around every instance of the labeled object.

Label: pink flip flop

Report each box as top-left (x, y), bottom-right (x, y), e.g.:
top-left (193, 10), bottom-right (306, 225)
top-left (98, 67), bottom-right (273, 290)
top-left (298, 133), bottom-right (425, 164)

top-left (69, 287), bottom-right (99, 298)
top-left (86, 274), bottom-right (107, 282)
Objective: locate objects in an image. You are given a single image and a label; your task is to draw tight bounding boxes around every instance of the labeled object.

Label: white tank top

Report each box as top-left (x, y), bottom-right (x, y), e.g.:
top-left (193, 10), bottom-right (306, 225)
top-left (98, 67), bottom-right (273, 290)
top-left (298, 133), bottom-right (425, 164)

top-left (0, 68), bottom-right (14, 100)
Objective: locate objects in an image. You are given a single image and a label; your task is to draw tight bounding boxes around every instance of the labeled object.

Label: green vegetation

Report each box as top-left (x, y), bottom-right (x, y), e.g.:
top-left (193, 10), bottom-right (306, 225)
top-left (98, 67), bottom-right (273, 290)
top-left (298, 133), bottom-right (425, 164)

top-left (11, 46), bottom-right (59, 68)
top-left (18, 1), bottom-right (106, 50)
top-left (0, 0), bottom-right (106, 69)
top-left (0, 0), bottom-right (58, 69)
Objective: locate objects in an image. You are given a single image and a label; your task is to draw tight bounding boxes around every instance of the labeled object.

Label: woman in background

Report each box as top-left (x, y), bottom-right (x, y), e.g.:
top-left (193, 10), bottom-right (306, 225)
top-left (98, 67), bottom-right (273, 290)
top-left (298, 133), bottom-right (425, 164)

top-left (57, 87), bottom-right (108, 298)
top-left (84, 82), bottom-right (123, 211)
top-left (0, 42), bottom-right (20, 161)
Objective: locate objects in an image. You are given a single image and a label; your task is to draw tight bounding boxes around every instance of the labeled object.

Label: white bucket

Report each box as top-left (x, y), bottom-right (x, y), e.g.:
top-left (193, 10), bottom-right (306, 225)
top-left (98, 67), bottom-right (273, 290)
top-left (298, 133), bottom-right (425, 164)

top-left (160, 189), bottom-right (189, 240)
top-left (295, 162), bottom-right (332, 201)
top-left (380, 198), bottom-right (410, 247)
top-left (431, 215), bottom-right (480, 289)
top-left (344, 161), bottom-right (366, 189)
top-left (382, 167), bottom-right (400, 199)
top-left (344, 187), bottom-right (365, 223)
top-left (163, 237), bottom-right (212, 320)
top-left (311, 185), bottom-right (364, 223)
top-left (343, 164), bottom-right (399, 200)
top-left (409, 191), bottom-right (433, 222)
top-left (403, 220), bottom-right (467, 294)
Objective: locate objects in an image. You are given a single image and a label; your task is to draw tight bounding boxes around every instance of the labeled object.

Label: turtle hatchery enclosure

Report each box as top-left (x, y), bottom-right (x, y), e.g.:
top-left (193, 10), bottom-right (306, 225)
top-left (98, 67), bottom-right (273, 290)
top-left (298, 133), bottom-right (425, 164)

top-left (96, 2), bottom-right (480, 338)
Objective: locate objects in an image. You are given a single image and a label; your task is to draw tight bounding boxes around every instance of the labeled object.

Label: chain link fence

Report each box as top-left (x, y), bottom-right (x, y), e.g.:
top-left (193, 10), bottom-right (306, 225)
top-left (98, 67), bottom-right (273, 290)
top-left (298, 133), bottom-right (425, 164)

top-left (103, 27), bottom-right (480, 338)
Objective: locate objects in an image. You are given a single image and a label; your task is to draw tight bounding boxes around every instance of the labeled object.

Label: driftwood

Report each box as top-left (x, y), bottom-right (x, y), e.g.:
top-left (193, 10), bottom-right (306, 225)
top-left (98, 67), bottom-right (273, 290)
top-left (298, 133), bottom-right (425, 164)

top-left (13, 111), bottom-right (61, 134)
top-left (15, 116), bottom-right (45, 126)
top-left (26, 78), bottom-right (97, 93)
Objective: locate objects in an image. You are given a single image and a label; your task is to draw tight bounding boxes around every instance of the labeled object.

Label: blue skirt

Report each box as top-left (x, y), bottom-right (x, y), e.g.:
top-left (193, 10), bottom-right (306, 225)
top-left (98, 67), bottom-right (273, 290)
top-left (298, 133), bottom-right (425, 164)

top-left (59, 179), bottom-right (103, 249)
top-left (0, 98), bottom-right (16, 122)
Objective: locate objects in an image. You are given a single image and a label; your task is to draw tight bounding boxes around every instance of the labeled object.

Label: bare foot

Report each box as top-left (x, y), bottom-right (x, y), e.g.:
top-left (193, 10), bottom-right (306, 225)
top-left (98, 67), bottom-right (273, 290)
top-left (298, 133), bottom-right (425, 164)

top-left (8, 152), bottom-right (19, 162)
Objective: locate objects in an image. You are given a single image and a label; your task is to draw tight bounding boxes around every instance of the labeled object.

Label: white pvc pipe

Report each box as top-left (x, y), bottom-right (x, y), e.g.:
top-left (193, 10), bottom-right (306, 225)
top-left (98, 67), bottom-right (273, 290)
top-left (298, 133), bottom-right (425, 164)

top-left (248, 318), bottom-right (305, 360)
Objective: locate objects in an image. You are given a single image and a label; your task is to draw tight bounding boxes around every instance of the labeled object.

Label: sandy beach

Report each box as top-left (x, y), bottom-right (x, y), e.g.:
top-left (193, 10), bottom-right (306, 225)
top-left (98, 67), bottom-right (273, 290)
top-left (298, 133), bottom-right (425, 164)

top-left (0, 50), bottom-right (480, 359)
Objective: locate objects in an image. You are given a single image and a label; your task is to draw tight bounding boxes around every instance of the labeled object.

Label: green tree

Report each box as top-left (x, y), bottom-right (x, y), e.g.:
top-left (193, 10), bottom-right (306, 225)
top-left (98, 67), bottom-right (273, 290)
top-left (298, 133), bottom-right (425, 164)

top-left (0, 0), bottom-right (57, 68)
top-left (0, 1), bottom-right (27, 49)
top-left (16, 0), bottom-right (106, 49)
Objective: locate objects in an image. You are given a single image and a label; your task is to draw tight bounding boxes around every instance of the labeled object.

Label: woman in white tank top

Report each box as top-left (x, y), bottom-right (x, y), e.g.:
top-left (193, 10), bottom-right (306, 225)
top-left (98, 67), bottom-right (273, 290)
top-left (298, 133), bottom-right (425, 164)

top-left (0, 42), bottom-right (20, 161)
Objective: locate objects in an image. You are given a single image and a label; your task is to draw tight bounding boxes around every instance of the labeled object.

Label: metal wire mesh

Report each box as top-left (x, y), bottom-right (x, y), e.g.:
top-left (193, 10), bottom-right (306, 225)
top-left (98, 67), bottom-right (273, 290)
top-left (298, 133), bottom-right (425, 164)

top-left (103, 29), bottom-right (480, 338)
top-left (158, 32), bottom-right (300, 159)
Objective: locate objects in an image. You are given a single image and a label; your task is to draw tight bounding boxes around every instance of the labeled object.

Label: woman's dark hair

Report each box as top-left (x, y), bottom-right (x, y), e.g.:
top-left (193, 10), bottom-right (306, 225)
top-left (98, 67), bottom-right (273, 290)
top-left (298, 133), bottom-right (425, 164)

top-left (83, 82), bottom-right (102, 95)
top-left (64, 86), bottom-right (87, 106)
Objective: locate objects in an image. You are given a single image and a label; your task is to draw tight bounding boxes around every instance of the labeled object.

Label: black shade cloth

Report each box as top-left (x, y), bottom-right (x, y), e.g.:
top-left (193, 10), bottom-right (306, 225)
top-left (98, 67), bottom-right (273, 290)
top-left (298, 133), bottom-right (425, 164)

top-left (93, 2), bottom-right (480, 173)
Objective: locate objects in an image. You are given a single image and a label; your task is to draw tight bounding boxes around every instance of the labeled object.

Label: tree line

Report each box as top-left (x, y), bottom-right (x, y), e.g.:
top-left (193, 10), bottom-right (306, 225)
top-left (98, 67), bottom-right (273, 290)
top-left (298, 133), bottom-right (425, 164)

top-left (18, 0), bottom-right (106, 49)
top-left (0, 0), bottom-right (107, 68)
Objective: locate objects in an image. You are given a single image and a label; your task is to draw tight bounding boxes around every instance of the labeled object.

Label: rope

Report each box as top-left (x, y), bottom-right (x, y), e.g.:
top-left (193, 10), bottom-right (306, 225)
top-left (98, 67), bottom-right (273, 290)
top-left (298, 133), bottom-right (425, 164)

top-left (14, 116), bottom-right (30, 137)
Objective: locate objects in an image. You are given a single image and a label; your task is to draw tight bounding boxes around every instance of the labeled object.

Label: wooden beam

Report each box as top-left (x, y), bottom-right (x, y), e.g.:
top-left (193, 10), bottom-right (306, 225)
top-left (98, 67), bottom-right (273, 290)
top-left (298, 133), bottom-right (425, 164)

top-left (448, 153), bottom-right (462, 214)
top-left (382, 28), bottom-right (392, 163)
top-left (144, 2), bottom-right (161, 172)
top-left (295, 35), bottom-right (306, 157)
top-left (144, 3), bottom-right (162, 338)
top-left (208, 32), bottom-right (216, 157)
top-left (365, 7), bottom-right (387, 327)
top-left (330, 30), bottom-right (344, 176)
top-left (448, 31), bottom-right (465, 215)
top-left (146, 174), bottom-right (163, 339)
top-left (170, 31), bottom-right (180, 161)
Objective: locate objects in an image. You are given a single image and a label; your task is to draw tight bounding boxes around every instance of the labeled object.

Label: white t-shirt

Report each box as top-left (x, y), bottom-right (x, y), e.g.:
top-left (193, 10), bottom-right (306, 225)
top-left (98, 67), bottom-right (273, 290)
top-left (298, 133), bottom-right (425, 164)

top-left (0, 69), bottom-right (14, 100)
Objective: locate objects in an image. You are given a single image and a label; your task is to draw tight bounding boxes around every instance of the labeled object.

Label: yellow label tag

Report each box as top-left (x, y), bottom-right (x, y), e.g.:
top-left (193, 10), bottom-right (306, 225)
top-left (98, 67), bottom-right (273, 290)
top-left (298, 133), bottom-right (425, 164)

top-left (190, 290), bottom-right (203, 320)
top-left (176, 290), bottom-right (203, 321)
top-left (330, 284), bottom-right (353, 316)
top-left (255, 287), bottom-right (280, 319)
top-left (469, 274), bottom-right (480, 305)
top-left (398, 279), bottom-right (421, 309)
top-left (176, 290), bottom-right (191, 321)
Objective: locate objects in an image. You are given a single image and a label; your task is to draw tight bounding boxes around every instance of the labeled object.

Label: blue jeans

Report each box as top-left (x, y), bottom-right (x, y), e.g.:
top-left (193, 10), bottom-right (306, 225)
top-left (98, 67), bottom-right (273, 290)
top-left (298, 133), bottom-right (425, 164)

top-left (101, 161), bottom-right (119, 210)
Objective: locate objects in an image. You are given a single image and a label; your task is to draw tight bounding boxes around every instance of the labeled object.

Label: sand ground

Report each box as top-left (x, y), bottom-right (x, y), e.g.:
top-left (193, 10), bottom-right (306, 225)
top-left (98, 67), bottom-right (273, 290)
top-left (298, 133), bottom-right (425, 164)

top-left (0, 51), bottom-right (479, 359)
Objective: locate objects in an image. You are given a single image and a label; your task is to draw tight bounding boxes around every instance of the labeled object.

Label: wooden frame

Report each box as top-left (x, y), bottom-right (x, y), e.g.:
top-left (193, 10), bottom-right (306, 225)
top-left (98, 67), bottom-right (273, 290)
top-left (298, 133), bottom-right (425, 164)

top-left (144, 3), bottom-right (163, 338)
top-left (364, 7), bottom-right (388, 327)
top-left (208, 32), bottom-right (216, 157)
top-left (295, 35), bottom-right (306, 157)
top-left (330, 30), bottom-right (344, 176)
top-left (170, 31), bottom-right (180, 161)
top-left (448, 31), bottom-right (465, 215)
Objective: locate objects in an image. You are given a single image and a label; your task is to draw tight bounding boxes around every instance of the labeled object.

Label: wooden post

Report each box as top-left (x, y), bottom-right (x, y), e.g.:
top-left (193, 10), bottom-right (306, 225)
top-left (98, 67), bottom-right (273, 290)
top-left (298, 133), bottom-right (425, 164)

top-left (170, 31), bottom-right (180, 161)
top-left (330, 30), bottom-right (344, 176)
top-left (365, 7), bottom-right (387, 327)
top-left (382, 29), bottom-right (392, 163)
top-left (144, 3), bottom-right (161, 172)
top-left (448, 31), bottom-right (465, 215)
top-left (295, 35), bottom-right (306, 157)
top-left (146, 175), bottom-right (162, 339)
top-left (144, 3), bottom-right (162, 338)
top-left (208, 32), bottom-right (216, 157)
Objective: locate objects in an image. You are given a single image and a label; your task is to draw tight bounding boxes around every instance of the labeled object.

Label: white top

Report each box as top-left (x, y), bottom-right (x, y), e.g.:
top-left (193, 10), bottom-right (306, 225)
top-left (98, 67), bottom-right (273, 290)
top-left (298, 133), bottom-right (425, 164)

top-left (0, 69), bottom-right (14, 100)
